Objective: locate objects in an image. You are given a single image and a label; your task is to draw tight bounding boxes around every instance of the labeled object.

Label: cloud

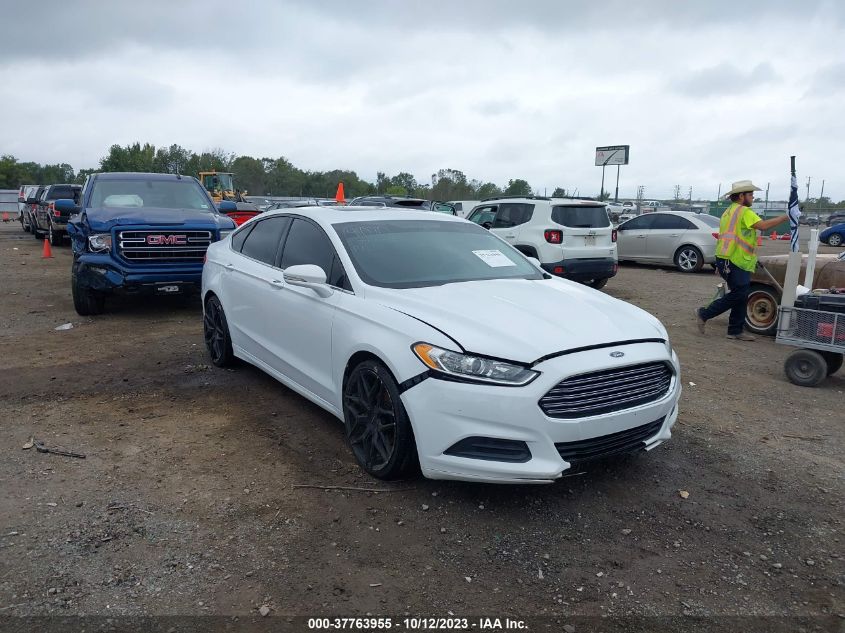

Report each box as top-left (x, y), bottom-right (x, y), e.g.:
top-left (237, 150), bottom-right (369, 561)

top-left (669, 62), bottom-right (779, 96)
top-left (806, 62), bottom-right (845, 97)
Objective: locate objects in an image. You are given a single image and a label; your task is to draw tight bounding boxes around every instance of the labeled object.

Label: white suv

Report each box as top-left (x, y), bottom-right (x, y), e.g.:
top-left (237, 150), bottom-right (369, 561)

top-left (467, 196), bottom-right (618, 289)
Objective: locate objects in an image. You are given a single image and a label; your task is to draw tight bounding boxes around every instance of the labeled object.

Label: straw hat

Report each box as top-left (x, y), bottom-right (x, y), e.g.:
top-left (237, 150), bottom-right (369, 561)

top-left (724, 180), bottom-right (762, 198)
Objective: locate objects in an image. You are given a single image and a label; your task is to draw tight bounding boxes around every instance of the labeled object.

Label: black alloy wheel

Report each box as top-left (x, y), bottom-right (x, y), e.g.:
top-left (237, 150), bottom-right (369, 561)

top-left (343, 360), bottom-right (418, 480)
top-left (203, 295), bottom-right (234, 367)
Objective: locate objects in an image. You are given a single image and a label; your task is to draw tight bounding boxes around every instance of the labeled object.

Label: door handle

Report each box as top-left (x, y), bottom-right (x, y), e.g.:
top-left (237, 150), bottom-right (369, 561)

top-left (505, 234), bottom-right (516, 238)
top-left (268, 279), bottom-right (284, 289)
top-left (224, 263), bottom-right (234, 271)
top-left (669, 233), bottom-right (680, 237)
top-left (636, 235), bottom-right (647, 239)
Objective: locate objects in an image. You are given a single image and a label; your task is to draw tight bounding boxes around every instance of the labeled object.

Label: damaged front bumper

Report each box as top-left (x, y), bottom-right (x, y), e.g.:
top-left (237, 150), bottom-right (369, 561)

top-left (74, 254), bottom-right (203, 296)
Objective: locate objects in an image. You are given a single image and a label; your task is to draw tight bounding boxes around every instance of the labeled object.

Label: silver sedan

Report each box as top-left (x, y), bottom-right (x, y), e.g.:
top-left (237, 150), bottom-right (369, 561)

top-left (616, 211), bottom-right (720, 272)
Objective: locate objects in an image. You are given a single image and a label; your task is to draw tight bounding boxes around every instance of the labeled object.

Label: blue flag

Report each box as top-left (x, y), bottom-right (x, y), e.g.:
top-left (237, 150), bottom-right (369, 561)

top-left (788, 157), bottom-right (800, 253)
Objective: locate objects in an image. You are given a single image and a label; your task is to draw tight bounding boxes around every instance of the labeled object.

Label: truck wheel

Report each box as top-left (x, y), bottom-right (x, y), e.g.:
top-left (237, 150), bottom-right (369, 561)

top-left (71, 263), bottom-right (105, 316)
top-left (674, 245), bottom-right (704, 273)
top-left (784, 349), bottom-right (827, 387)
top-left (21, 213), bottom-right (30, 233)
top-left (745, 284), bottom-right (780, 336)
top-left (820, 351), bottom-right (843, 375)
top-left (48, 222), bottom-right (62, 246)
top-left (203, 295), bottom-right (234, 367)
top-left (32, 223), bottom-right (44, 239)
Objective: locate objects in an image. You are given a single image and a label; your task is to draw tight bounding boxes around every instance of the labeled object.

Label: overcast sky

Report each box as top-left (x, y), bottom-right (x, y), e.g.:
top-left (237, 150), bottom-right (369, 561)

top-left (2, 0), bottom-right (844, 201)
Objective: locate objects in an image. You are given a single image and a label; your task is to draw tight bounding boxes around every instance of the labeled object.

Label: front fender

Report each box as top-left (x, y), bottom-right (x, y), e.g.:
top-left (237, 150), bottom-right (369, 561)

top-left (67, 213), bottom-right (90, 257)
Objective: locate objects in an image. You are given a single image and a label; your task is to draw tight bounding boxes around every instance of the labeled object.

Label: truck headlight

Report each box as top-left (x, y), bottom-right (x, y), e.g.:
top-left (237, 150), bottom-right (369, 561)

top-left (412, 343), bottom-right (539, 386)
top-left (88, 234), bottom-right (112, 252)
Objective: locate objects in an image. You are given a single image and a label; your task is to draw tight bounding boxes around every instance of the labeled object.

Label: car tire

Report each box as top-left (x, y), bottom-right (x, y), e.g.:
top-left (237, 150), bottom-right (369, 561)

top-left (21, 213), bottom-right (30, 233)
top-left (342, 359), bottom-right (419, 480)
top-left (674, 245), bottom-right (704, 273)
top-left (203, 295), bottom-right (235, 367)
top-left (745, 283), bottom-right (780, 336)
top-left (71, 261), bottom-right (105, 316)
top-left (784, 349), bottom-right (827, 387)
top-left (588, 278), bottom-right (608, 290)
top-left (48, 221), bottom-right (62, 246)
top-left (820, 351), bottom-right (843, 376)
top-left (827, 233), bottom-right (843, 247)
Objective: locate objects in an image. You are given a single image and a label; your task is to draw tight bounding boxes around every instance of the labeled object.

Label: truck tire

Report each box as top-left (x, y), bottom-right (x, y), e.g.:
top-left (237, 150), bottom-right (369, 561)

top-left (745, 283), bottom-right (780, 336)
top-left (21, 213), bottom-right (30, 233)
top-left (48, 221), bottom-right (62, 246)
top-left (72, 262), bottom-right (105, 316)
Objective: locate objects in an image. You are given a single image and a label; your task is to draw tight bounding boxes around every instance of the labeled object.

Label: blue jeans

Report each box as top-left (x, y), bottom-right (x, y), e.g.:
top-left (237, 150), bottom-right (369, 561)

top-left (700, 258), bottom-right (752, 335)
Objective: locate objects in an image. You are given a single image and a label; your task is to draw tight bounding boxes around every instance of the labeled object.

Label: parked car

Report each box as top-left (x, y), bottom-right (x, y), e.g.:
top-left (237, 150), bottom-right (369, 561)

top-left (616, 211), bottom-right (719, 273)
top-left (220, 201), bottom-right (262, 226)
top-left (446, 200), bottom-right (481, 218)
top-left (826, 212), bottom-right (845, 227)
top-left (66, 172), bottom-right (235, 315)
top-left (746, 252), bottom-right (845, 335)
top-left (467, 196), bottom-right (617, 289)
top-left (17, 185), bottom-right (39, 232)
top-left (32, 184), bottom-right (82, 245)
top-left (201, 207), bottom-right (680, 482)
top-left (266, 200), bottom-right (319, 211)
top-left (348, 196), bottom-right (456, 215)
top-left (19, 185), bottom-right (44, 233)
top-left (820, 223), bottom-right (845, 247)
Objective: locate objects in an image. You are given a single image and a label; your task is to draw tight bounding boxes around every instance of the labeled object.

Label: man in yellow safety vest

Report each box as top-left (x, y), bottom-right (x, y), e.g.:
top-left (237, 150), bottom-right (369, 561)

top-left (695, 180), bottom-right (795, 341)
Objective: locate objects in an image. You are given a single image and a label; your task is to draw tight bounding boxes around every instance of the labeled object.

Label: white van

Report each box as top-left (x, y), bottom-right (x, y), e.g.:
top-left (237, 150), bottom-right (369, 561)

top-left (446, 200), bottom-right (481, 218)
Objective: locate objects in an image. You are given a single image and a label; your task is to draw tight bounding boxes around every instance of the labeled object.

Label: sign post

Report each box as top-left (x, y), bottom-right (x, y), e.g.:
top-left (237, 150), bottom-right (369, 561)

top-left (595, 145), bottom-right (629, 201)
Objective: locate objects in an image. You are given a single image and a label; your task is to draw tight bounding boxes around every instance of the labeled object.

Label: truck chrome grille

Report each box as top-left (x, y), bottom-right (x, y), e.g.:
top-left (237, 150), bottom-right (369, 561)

top-left (117, 230), bottom-right (212, 263)
top-left (555, 418), bottom-right (664, 464)
top-left (539, 362), bottom-right (672, 419)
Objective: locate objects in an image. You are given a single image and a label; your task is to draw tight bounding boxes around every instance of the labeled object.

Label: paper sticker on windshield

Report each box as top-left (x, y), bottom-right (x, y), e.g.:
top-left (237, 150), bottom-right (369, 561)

top-left (472, 249), bottom-right (517, 267)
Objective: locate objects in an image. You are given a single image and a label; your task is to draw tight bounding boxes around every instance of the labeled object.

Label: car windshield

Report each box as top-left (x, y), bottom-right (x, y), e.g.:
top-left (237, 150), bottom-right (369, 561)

top-left (90, 179), bottom-right (214, 210)
top-left (697, 214), bottom-right (721, 228)
top-left (333, 220), bottom-right (544, 289)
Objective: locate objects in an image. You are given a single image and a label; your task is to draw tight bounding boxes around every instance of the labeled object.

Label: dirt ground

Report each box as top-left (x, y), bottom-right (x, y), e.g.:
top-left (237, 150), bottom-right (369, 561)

top-left (0, 221), bottom-right (842, 631)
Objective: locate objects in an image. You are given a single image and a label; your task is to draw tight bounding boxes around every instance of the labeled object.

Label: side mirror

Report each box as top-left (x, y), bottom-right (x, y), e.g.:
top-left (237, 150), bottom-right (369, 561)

top-left (283, 264), bottom-right (333, 298)
top-left (217, 201), bottom-right (237, 213)
top-left (54, 199), bottom-right (78, 213)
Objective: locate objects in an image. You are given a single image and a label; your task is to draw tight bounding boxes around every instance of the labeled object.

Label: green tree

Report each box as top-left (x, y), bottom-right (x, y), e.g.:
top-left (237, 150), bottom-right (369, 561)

top-left (552, 187), bottom-right (569, 197)
top-left (475, 182), bottom-right (501, 199)
top-left (504, 179), bottom-right (532, 196)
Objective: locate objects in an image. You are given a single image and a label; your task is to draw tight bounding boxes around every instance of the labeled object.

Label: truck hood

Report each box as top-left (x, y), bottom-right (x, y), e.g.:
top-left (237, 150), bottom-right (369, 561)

top-left (84, 207), bottom-right (234, 231)
top-left (369, 278), bottom-right (668, 364)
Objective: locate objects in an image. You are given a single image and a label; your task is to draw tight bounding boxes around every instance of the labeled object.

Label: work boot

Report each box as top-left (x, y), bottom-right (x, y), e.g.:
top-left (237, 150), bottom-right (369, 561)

top-left (726, 332), bottom-right (755, 341)
top-left (694, 308), bottom-right (706, 334)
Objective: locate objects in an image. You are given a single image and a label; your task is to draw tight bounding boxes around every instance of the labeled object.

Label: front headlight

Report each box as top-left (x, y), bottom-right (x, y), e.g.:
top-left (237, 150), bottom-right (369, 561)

top-left (88, 233), bottom-right (112, 252)
top-left (219, 230), bottom-right (233, 240)
top-left (412, 343), bottom-right (539, 386)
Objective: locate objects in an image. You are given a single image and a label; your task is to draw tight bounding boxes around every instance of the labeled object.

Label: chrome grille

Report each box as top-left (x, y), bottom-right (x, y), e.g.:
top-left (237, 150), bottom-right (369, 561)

top-left (118, 230), bottom-right (212, 263)
top-left (555, 418), bottom-right (663, 464)
top-left (540, 361), bottom-right (672, 419)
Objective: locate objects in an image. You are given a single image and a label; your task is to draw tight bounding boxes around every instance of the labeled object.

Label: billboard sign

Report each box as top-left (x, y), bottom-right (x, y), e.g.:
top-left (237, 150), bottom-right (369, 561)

top-left (595, 145), bottom-right (630, 166)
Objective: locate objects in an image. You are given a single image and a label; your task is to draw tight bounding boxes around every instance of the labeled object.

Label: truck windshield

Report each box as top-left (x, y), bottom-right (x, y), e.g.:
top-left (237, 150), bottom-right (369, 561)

top-left (90, 179), bottom-right (214, 210)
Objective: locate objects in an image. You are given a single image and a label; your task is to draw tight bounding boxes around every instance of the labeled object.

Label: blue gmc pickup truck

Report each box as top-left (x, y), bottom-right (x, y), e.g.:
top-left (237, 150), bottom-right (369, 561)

top-left (62, 172), bottom-right (236, 315)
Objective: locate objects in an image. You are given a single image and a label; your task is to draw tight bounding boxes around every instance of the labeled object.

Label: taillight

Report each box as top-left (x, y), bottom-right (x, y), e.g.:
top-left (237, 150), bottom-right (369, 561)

top-left (52, 203), bottom-right (60, 218)
top-left (612, 229), bottom-right (618, 242)
top-left (544, 229), bottom-right (562, 244)
top-left (553, 266), bottom-right (565, 274)
top-left (711, 232), bottom-right (719, 239)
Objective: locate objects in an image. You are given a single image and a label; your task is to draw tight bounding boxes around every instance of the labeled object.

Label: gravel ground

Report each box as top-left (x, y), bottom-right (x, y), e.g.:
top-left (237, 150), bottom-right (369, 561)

top-left (0, 222), bottom-right (842, 632)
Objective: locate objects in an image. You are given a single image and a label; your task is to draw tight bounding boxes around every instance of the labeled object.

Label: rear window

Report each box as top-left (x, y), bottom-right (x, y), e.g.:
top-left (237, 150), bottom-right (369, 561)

top-left (552, 205), bottom-right (610, 228)
top-left (47, 186), bottom-right (80, 202)
top-left (697, 214), bottom-right (721, 228)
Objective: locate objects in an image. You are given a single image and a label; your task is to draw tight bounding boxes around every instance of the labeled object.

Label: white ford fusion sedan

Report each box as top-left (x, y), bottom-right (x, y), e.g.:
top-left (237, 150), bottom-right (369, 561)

top-left (202, 207), bottom-right (681, 483)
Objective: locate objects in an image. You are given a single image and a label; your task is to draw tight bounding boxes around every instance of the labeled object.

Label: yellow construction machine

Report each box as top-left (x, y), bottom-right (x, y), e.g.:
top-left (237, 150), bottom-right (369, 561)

top-left (199, 171), bottom-right (247, 203)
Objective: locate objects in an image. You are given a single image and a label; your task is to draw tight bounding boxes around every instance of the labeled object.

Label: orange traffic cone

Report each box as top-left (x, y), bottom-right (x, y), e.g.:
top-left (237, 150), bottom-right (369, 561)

top-left (1, 212), bottom-right (9, 222)
top-left (42, 237), bottom-right (53, 258)
top-left (335, 182), bottom-right (346, 205)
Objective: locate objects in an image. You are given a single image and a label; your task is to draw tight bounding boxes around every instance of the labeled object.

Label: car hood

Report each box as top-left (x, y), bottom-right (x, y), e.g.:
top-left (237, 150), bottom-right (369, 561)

top-left (369, 278), bottom-right (667, 364)
top-left (84, 207), bottom-right (234, 231)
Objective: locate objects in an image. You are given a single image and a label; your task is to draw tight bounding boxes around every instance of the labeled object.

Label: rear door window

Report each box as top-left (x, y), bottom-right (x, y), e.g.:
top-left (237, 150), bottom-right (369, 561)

top-left (280, 218), bottom-right (338, 281)
top-left (552, 205), bottom-right (611, 228)
top-left (651, 214), bottom-right (696, 230)
top-left (240, 216), bottom-right (291, 265)
top-left (697, 214), bottom-right (721, 228)
top-left (492, 203), bottom-right (534, 228)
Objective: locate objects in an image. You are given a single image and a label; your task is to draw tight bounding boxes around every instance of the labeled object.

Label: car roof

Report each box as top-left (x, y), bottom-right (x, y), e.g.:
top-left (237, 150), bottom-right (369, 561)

top-left (257, 205), bottom-right (464, 226)
top-left (482, 196), bottom-right (606, 207)
top-left (92, 172), bottom-right (197, 181)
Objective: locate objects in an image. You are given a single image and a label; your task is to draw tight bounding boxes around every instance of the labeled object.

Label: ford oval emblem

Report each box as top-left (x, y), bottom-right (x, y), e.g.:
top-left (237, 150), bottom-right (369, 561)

top-left (609, 351), bottom-right (625, 358)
